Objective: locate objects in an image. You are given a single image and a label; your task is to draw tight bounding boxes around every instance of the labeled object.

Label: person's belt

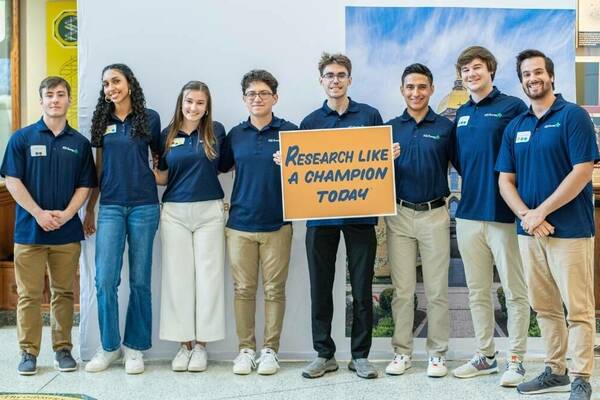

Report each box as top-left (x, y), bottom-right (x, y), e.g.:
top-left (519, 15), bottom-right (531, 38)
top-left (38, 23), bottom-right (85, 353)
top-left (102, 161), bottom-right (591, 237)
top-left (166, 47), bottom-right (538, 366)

top-left (397, 198), bottom-right (446, 211)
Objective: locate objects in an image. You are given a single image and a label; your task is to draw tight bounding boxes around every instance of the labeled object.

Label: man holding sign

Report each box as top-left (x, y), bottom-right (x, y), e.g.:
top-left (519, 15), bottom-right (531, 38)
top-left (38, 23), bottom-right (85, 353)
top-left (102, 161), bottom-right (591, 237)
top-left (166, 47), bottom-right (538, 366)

top-left (298, 52), bottom-right (393, 380)
top-left (383, 64), bottom-right (453, 378)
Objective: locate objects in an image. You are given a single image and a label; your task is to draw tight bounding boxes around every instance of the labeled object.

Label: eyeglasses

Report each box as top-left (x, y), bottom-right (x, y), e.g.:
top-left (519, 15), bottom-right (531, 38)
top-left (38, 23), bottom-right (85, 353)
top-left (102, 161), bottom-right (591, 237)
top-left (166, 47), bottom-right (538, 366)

top-left (321, 72), bottom-right (349, 81)
top-left (244, 91), bottom-right (274, 100)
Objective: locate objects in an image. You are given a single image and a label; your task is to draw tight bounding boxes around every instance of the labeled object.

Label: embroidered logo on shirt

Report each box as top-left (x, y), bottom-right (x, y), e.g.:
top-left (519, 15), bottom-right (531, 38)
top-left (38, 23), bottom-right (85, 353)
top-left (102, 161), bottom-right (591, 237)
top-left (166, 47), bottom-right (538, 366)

top-left (62, 145), bottom-right (79, 154)
top-left (484, 112), bottom-right (502, 118)
top-left (457, 116), bottom-right (470, 127)
top-left (268, 139), bottom-right (279, 142)
top-left (104, 124), bottom-right (117, 135)
top-left (544, 121), bottom-right (561, 129)
top-left (171, 137), bottom-right (185, 147)
top-left (515, 131), bottom-right (531, 143)
top-left (30, 145), bottom-right (47, 157)
top-left (422, 134), bottom-right (441, 140)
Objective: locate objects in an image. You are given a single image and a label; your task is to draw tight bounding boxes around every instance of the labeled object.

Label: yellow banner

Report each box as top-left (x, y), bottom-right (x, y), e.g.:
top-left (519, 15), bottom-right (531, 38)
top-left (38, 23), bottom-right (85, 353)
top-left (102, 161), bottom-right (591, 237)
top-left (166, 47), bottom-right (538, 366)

top-left (280, 126), bottom-right (397, 220)
top-left (46, 1), bottom-right (77, 128)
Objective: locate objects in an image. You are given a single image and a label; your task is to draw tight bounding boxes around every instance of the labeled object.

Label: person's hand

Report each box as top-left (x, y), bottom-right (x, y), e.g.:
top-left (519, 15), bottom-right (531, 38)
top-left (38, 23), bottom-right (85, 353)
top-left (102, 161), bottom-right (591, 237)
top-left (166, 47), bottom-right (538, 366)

top-left (83, 209), bottom-right (96, 236)
top-left (392, 142), bottom-right (401, 159)
top-left (531, 220), bottom-right (555, 238)
top-left (50, 210), bottom-right (75, 227)
top-left (34, 209), bottom-right (60, 231)
top-left (273, 150), bottom-right (281, 165)
top-left (519, 208), bottom-right (547, 234)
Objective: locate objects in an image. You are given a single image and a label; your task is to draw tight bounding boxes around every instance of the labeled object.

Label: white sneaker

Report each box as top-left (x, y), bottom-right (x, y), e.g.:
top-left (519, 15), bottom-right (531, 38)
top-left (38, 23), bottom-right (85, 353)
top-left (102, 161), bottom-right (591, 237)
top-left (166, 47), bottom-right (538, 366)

top-left (123, 347), bottom-right (144, 374)
top-left (427, 356), bottom-right (448, 377)
top-left (500, 355), bottom-right (525, 387)
top-left (171, 345), bottom-right (192, 372)
top-left (188, 344), bottom-right (207, 372)
top-left (233, 348), bottom-right (256, 375)
top-left (452, 353), bottom-right (498, 378)
top-left (256, 348), bottom-right (279, 375)
top-left (85, 348), bottom-right (121, 373)
top-left (385, 353), bottom-right (411, 375)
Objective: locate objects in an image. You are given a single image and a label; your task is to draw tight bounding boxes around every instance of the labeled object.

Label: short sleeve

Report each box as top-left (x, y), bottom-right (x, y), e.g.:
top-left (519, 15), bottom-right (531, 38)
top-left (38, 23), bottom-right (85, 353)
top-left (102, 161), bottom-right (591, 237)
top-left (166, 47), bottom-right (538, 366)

top-left (371, 109), bottom-right (384, 126)
top-left (157, 128), bottom-right (169, 171)
top-left (218, 129), bottom-right (235, 173)
top-left (566, 106), bottom-right (600, 166)
top-left (147, 110), bottom-right (162, 155)
top-left (495, 122), bottom-right (517, 173)
top-left (0, 131), bottom-right (27, 179)
top-left (77, 140), bottom-right (98, 188)
top-left (449, 123), bottom-right (461, 174)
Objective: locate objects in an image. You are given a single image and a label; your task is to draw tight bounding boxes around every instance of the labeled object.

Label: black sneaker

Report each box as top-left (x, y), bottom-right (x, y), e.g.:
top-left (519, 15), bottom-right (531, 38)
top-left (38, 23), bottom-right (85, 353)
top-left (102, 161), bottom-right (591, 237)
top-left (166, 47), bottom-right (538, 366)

top-left (54, 348), bottom-right (77, 372)
top-left (517, 366), bottom-right (570, 395)
top-left (17, 352), bottom-right (37, 375)
top-left (569, 377), bottom-right (592, 400)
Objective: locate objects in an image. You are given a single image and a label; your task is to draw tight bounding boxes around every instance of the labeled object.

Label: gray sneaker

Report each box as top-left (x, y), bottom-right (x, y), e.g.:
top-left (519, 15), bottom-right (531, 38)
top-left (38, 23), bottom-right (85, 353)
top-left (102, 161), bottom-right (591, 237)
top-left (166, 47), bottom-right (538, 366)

top-left (17, 352), bottom-right (37, 375)
top-left (54, 348), bottom-right (77, 372)
top-left (348, 358), bottom-right (378, 379)
top-left (517, 366), bottom-right (570, 394)
top-left (302, 357), bottom-right (338, 378)
top-left (570, 377), bottom-right (592, 400)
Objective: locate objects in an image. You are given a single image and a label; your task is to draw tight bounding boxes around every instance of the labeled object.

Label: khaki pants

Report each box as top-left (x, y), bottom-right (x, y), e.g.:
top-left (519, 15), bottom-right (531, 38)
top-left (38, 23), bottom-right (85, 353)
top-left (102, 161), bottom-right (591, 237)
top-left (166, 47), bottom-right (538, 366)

top-left (518, 236), bottom-right (595, 377)
top-left (14, 242), bottom-right (80, 356)
top-left (159, 201), bottom-right (226, 343)
top-left (456, 219), bottom-right (530, 358)
top-left (226, 225), bottom-right (292, 352)
top-left (385, 205), bottom-right (450, 356)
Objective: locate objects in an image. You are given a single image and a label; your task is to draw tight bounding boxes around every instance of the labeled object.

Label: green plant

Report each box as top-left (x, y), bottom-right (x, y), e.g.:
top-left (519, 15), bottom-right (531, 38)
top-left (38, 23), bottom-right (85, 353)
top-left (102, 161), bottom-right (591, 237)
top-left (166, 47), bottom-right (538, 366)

top-left (373, 316), bottom-right (395, 337)
top-left (528, 314), bottom-right (541, 337)
top-left (379, 288), bottom-right (394, 314)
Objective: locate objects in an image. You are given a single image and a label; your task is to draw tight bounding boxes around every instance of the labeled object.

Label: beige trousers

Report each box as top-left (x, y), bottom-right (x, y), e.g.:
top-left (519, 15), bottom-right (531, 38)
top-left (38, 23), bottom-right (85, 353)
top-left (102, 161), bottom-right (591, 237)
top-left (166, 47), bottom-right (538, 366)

top-left (159, 200), bottom-right (226, 342)
top-left (385, 205), bottom-right (450, 356)
top-left (226, 225), bottom-right (292, 352)
top-left (518, 236), bottom-right (595, 377)
top-left (456, 218), bottom-right (530, 358)
top-left (14, 242), bottom-right (80, 356)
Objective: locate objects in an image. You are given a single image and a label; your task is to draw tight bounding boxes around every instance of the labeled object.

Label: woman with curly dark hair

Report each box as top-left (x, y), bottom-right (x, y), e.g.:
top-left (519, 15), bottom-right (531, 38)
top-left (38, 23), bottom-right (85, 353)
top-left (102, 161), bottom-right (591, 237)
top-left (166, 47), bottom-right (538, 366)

top-left (154, 81), bottom-right (227, 373)
top-left (82, 63), bottom-right (161, 375)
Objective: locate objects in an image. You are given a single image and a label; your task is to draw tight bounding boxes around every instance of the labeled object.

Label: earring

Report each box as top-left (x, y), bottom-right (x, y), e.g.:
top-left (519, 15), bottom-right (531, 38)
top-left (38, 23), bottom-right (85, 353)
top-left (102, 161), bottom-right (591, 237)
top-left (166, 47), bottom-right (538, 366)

top-left (128, 89), bottom-right (131, 95)
top-left (104, 96), bottom-right (112, 103)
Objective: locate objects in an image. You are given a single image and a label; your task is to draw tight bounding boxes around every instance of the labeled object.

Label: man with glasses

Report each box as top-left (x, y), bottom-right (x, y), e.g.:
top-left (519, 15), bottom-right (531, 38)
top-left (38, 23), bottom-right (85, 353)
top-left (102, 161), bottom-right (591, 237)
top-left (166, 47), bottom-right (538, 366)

top-left (221, 69), bottom-right (297, 376)
top-left (299, 52), bottom-right (388, 380)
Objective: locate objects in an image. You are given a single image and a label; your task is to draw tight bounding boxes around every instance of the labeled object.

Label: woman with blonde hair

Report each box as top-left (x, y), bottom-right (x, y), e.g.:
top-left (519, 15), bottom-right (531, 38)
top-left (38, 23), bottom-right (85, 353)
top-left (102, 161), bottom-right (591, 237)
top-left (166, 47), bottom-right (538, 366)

top-left (154, 80), bottom-right (227, 372)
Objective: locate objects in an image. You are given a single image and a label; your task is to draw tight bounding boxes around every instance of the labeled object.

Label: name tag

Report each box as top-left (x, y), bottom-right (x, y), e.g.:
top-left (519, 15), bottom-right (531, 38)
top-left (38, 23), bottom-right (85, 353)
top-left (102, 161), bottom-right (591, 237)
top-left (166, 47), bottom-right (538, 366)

top-left (515, 131), bottom-right (531, 143)
top-left (104, 124), bottom-right (117, 135)
top-left (30, 145), bottom-right (47, 157)
top-left (171, 137), bottom-right (185, 147)
top-left (457, 116), bottom-right (470, 127)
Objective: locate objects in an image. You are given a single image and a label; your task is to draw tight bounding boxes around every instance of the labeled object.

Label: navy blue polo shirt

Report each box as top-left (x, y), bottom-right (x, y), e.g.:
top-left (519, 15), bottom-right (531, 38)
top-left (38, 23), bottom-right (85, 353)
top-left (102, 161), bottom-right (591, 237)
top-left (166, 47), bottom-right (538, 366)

top-left (387, 107), bottom-right (453, 203)
top-left (220, 116), bottom-right (297, 232)
top-left (496, 95), bottom-right (599, 238)
top-left (299, 98), bottom-right (383, 227)
top-left (0, 118), bottom-right (97, 245)
top-left (94, 109), bottom-right (161, 206)
top-left (453, 87), bottom-right (527, 222)
top-left (158, 122), bottom-right (226, 203)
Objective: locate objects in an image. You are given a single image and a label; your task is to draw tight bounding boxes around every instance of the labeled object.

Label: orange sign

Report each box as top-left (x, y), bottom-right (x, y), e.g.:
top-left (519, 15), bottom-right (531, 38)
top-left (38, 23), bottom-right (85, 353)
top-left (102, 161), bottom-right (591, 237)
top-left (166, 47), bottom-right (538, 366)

top-left (279, 126), bottom-right (396, 221)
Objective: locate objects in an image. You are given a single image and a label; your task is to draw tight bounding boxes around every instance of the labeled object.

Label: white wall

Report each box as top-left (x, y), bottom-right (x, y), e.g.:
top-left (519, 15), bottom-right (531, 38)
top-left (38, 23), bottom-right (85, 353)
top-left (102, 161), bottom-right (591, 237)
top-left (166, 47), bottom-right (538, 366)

top-left (78, 0), bottom-right (576, 361)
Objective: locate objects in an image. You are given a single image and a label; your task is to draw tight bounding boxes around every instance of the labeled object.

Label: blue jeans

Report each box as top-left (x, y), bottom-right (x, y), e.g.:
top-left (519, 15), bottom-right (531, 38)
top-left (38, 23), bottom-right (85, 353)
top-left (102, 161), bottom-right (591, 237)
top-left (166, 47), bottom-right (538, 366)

top-left (95, 204), bottom-right (159, 352)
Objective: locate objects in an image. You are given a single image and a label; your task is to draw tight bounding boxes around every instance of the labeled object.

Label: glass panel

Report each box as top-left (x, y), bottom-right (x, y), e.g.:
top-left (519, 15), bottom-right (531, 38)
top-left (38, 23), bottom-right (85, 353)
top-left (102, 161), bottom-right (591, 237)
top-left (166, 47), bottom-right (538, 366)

top-left (0, 0), bottom-right (11, 167)
top-left (576, 62), bottom-right (600, 105)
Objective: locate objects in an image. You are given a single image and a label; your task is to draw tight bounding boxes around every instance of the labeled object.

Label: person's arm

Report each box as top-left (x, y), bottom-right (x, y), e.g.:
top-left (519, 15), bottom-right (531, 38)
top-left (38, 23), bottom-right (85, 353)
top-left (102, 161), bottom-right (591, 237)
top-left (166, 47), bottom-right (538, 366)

top-left (83, 147), bottom-right (102, 236)
top-left (498, 172), bottom-right (555, 237)
top-left (519, 162), bottom-right (594, 232)
top-left (5, 176), bottom-right (60, 231)
top-left (154, 168), bottom-right (168, 185)
top-left (51, 187), bottom-right (91, 226)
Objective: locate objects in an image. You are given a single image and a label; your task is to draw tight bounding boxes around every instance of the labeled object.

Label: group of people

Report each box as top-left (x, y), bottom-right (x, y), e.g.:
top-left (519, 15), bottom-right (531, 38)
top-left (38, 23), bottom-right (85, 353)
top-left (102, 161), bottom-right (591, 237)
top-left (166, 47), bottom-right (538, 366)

top-left (0, 45), bottom-right (596, 400)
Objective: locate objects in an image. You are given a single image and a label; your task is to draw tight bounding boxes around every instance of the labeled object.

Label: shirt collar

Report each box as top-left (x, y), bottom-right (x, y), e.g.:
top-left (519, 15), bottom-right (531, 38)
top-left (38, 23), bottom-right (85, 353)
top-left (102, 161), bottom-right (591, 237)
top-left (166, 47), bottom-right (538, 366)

top-left (321, 97), bottom-right (359, 116)
top-left (526, 93), bottom-right (566, 117)
top-left (467, 86), bottom-right (500, 106)
top-left (35, 117), bottom-right (74, 136)
top-left (242, 114), bottom-right (283, 132)
top-left (400, 107), bottom-right (436, 123)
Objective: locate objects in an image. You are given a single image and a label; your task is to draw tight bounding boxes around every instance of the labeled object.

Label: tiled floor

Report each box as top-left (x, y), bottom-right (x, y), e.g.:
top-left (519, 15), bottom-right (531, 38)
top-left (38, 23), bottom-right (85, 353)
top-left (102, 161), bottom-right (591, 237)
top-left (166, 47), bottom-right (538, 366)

top-left (0, 327), bottom-right (598, 400)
